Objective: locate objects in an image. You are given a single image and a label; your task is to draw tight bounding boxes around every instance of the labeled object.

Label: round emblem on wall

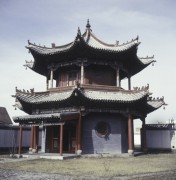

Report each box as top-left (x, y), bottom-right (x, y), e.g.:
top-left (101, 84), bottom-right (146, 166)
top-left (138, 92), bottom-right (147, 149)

top-left (95, 121), bottom-right (110, 138)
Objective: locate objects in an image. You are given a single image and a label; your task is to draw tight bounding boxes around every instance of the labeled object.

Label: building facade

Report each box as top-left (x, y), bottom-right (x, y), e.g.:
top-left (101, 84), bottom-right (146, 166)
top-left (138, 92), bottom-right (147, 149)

top-left (13, 20), bottom-right (166, 155)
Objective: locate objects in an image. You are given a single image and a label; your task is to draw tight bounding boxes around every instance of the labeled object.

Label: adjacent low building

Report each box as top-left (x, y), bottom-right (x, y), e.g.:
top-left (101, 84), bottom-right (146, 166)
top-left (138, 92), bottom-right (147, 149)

top-left (145, 122), bottom-right (176, 151)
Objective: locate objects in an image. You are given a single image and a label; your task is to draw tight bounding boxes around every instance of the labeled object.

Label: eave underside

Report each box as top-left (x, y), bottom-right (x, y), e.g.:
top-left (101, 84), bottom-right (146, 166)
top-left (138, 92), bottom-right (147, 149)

top-left (14, 86), bottom-right (165, 119)
top-left (28, 45), bottom-right (152, 80)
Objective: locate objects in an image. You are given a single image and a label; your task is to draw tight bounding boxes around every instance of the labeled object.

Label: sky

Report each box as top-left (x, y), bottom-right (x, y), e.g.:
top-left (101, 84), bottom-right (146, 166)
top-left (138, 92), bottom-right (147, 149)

top-left (0, 0), bottom-right (176, 126)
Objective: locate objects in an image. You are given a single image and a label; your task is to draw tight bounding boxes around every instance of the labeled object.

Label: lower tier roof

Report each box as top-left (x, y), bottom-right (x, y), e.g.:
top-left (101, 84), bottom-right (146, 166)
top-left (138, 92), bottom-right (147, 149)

top-left (13, 84), bottom-right (166, 118)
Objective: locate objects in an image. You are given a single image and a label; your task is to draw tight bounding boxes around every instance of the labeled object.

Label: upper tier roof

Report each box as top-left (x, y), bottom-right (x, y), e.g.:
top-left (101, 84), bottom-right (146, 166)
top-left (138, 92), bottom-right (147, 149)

top-left (13, 84), bottom-right (166, 118)
top-left (25, 20), bottom-right (156, 79)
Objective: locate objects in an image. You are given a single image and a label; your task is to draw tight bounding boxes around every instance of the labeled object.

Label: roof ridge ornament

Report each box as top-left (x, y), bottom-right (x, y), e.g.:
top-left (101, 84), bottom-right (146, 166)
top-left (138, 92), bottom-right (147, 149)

top-left (86, 19), bottom-right (91, 29)
top-left (133, 84), bottom-right (149, 92)
top-left (77, 27), bottom-right (81, 35)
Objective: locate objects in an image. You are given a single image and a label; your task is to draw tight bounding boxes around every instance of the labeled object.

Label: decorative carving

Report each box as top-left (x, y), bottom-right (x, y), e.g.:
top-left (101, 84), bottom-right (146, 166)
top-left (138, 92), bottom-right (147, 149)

top-left (147, 96), bottom-right (165, 102)
top-left (15, 87), bottom-right (34, 94)
top-left (133, 84), bottom-right (149, 92)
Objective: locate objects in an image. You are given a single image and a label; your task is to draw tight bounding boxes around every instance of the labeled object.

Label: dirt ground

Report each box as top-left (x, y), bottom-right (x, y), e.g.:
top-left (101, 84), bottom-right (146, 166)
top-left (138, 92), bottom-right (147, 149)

top-left (0, 153), bottom-right (176, 179)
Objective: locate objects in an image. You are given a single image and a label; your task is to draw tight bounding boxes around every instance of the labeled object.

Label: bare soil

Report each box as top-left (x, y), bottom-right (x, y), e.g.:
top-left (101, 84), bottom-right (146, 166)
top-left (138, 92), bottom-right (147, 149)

top-left (0, 153), bottom-right (176, 179)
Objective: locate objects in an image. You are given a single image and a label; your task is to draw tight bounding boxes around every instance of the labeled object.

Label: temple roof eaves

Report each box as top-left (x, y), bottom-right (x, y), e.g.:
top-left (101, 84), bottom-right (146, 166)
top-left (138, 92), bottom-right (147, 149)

top-left (139, 55), bottom-right (156, 65)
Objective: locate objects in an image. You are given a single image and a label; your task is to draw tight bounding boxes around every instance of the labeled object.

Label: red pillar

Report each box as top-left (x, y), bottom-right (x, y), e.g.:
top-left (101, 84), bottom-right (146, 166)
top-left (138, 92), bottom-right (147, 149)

top-left (36, 126), bottom-right (39, 152)
top-left (30, 126), bottom-right (34, 150)
top-left (77, 113), bottom-right (82, 151)
top-left (128, 113), bottom-right (134, 155)
top-left (59, 124), bottom-right (63, 156)
top-left (33, 126), bottom-right (37, 152)
top-left (18, 126), bottom-right (23, 156)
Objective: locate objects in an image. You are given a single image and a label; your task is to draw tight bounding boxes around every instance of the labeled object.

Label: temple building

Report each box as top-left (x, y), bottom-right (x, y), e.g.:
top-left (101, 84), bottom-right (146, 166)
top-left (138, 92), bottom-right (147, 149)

top-left (13, 20), bottom-right (166, 156)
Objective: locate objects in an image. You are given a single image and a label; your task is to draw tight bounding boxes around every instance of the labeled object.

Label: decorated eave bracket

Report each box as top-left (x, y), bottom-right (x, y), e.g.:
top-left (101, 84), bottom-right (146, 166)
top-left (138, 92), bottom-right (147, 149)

top-left (115, 35), bottom-right (140, 47)
top-left (15, 86), bottom-right (35, 94)
top-left (139, 55), bottom-right (156, 66)
top-left (12, 87), bottom-right (35, 110)
top-left (133, 84), bottom-right (149, 92)
top-left (24, 60), bottom-right (34, 70)
top-left (147, 96), bottom-right (168, 110)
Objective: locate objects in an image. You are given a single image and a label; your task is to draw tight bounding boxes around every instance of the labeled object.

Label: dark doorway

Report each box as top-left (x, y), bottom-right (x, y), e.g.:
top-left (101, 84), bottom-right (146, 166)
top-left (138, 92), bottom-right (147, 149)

top-left (46, 122), bottom-right (76, 153)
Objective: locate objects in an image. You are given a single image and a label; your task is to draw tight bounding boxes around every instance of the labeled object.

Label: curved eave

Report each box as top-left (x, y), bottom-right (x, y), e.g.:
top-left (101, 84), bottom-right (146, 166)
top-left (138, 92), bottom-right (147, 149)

top-left (15, 88), bottom-right (149, 113)
top-left (129, 56), bottom-right (155, 78)
top-left (13, 113), bottom-right (61, 123)
top-left (146, 100), bottom-right (166, 114)
top-left (82, 29), bottom-right (140, 53)
top-left (16, 90), bottom-right (74, 105)
top-left (27, 31), bottom-right (140, 56)
top-left (80, 89), bottom-right (148, 103)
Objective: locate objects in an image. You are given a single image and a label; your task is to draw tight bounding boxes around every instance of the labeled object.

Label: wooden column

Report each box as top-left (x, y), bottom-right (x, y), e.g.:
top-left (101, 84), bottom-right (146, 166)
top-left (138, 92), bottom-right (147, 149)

top-left (59, 124), bottom-right (63, 156)
top-left (33, 126), bottom-right (37, 152)
top-left (80, 62), bottom-right (84, 84)
top-left (128, 113), bottom-right (134, 155)
top-left (36, 126), bottom-right (39, 152)
top-left (141, 118), bottom-right (147, 153)
top-left (116, 66), bottom-right (120, 87)
top-left (77, 113), bottom-right (82, 151)
top-left (18, 126), bottom-right (23, 156)
top-left (128, 75), bottom-right (131, 90)
top-left (50, 68), bottom-right (53, 88)
top-left (46, 77), bottom-right (49, 90)
top-left (30, 126), bottom-right (34, 150)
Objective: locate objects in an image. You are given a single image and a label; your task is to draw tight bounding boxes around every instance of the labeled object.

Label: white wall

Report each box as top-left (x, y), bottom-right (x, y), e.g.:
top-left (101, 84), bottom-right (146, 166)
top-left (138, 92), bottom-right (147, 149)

top-left (171, 130), bottom-right (176, 150)
top-left (147, 130), bottom-right (171, 149)
top-left (0, 128), bottom-right (41, 148)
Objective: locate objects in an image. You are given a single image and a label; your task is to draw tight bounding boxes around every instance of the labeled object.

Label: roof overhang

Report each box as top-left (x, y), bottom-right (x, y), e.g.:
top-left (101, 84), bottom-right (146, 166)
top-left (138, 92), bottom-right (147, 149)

top-left (13, 111), bottom-right (80, 126)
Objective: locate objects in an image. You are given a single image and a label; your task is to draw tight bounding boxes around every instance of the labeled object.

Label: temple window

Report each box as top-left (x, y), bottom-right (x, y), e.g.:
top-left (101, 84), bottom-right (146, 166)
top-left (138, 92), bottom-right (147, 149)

top-left (68, 71), bottom-right (78, 86)
top-left (95, 121), bottom-right (110, 138)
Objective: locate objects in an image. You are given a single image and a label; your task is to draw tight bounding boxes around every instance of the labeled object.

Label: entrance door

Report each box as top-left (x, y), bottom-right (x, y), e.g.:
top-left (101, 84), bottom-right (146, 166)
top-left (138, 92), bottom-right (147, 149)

top-left (52, 126), bottom-right (59, 153)
top-left (46, 123), bottom-right (76, 153)
top-left (63, 123), bottom-right (76, 153)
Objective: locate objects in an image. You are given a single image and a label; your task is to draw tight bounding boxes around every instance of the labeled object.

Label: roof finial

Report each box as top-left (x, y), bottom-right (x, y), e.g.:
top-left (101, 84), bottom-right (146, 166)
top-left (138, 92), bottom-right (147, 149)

top-left (86, 19), bottom-right (91, 29)
top-left (77, 27), bottom-right (81, 35)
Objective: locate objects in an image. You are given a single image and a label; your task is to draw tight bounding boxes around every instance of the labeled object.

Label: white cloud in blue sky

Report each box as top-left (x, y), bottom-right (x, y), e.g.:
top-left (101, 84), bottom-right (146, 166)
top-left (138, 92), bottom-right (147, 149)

top-left (0, 0), bottom-right (176, 125)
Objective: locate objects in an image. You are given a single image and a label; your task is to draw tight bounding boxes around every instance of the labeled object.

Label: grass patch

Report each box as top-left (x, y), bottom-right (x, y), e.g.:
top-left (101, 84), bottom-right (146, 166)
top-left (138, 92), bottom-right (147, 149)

top-left (0, 153), bottom-right (176, 178)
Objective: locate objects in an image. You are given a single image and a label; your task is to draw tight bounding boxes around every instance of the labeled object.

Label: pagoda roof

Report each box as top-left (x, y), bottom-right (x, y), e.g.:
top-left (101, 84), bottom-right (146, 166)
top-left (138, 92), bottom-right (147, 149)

top-left (13, 84), bottom-right (165, 118)
top-left (25, 20), bottom-right (155, 79)
top-left (27, 29), bottom-right (140, 55)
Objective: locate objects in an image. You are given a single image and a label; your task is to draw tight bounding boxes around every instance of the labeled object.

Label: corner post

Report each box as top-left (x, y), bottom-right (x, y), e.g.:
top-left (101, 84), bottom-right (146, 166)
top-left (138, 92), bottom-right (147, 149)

top-left (128, 74), bottom-right (131, 90)
top-left (29, 126), bottom-right (34, 152)
top-left (33, 126), bottom-right (37, 153)
top-left (18, 126), bottom-right (23, 156)
top-left (46, 76), bottom-right (49, 90)
top-left (77, 112), bottom-right (82, 154)
top-left (41, 126), bottom-right (46, 153)
top-left (50, 68), bottom-right (54, 88)
top-left (116, 66), bottom-right (120, 87)
top-left (59, 124), bottom-right (63, 156)
top-left (80, 62), bottom-right (84, 84)
top-left (128, 113), bottom-right (134, 155)
top-left (141, 117), bottom-right (147, 153)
